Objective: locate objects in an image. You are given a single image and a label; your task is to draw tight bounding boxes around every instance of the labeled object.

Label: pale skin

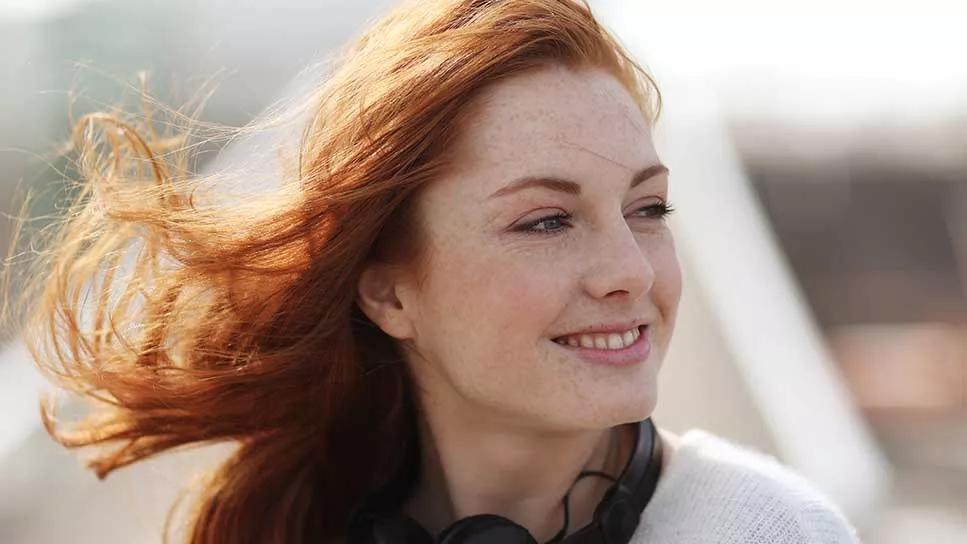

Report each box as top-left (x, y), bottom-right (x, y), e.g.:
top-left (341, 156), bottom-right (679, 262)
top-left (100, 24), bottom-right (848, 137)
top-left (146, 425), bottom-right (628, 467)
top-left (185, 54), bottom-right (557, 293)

top-left (357, 63), bottom-right (683, 541)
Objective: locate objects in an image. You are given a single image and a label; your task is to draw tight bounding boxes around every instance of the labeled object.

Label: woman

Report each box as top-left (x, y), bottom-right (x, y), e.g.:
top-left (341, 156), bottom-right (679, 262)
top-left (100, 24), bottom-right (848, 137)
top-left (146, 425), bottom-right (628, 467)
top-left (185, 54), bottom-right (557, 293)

top-left (14, 0), bottom-right (861, 542)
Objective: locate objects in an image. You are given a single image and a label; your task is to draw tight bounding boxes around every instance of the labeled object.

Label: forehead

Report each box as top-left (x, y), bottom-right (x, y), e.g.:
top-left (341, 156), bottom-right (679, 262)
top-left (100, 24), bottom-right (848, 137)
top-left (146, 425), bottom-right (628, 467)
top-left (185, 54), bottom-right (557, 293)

top-left (441, 64), bottom-right (658, 199)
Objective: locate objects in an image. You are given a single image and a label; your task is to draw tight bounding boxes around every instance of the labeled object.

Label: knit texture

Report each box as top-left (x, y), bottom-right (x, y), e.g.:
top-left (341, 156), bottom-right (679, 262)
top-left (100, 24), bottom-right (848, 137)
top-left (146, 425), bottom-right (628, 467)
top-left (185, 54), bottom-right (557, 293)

top-left (631, 429), bottom-right (862, 543)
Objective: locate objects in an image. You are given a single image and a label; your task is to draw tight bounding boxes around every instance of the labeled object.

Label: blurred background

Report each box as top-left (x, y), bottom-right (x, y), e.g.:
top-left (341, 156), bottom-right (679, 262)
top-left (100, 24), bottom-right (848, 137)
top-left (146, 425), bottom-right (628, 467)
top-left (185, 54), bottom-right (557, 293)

top-left (1, 0), bottom-right (964, 542)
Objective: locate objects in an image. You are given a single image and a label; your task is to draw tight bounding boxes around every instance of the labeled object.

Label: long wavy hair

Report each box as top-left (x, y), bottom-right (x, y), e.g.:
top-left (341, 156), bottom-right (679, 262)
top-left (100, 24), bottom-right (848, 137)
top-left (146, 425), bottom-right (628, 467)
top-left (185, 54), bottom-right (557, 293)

top-left (7, 0), bottom-right (660, 541)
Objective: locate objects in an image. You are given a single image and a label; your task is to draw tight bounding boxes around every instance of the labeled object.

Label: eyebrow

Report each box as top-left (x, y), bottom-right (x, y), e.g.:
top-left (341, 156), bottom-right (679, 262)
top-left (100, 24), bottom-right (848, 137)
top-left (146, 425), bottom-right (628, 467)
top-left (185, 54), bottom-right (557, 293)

top-left (487, 163), bottom-right (669, 200)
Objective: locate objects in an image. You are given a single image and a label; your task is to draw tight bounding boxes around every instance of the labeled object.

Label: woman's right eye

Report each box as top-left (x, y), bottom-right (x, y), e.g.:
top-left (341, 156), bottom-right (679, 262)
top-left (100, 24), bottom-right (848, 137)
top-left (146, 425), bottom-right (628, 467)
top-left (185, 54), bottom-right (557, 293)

top-left (516, 212), bottom-right (573, 235)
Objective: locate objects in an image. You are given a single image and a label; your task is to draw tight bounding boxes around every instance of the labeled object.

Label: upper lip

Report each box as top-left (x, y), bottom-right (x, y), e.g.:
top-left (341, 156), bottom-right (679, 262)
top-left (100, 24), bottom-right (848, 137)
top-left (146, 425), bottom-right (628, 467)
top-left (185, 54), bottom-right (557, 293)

top-left (554, 318), bottom-right (650, 339)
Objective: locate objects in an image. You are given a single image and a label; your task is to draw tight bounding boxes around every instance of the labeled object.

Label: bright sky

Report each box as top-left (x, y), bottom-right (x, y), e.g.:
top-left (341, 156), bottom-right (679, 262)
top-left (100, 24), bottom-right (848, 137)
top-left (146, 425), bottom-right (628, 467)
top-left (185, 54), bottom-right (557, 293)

top-left (0, 0), bottom-right (100, 21)
top-left (600, 0), bottom-right (967, 124)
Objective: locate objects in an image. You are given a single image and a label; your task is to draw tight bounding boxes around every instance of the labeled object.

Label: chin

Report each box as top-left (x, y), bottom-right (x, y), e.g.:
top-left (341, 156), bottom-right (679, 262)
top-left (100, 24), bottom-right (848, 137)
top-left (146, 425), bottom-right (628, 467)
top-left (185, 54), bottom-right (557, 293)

top-left (609, 384), bottom-right (659, 425)
top-left (562, 392), bottom-right (658, 431)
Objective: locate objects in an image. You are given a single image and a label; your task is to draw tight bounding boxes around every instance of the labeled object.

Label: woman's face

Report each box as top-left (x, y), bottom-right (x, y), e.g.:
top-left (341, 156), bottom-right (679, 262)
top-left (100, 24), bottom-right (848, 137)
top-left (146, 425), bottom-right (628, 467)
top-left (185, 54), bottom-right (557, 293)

top-left (394, 64), bottom-right (681, 432)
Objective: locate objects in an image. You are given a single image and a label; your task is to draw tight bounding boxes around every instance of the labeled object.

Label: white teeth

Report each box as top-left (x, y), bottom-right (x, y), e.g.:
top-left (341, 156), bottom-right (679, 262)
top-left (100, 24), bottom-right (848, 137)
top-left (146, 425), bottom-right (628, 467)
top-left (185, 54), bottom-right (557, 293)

top-left (555, 326), bottom-right (642, 350)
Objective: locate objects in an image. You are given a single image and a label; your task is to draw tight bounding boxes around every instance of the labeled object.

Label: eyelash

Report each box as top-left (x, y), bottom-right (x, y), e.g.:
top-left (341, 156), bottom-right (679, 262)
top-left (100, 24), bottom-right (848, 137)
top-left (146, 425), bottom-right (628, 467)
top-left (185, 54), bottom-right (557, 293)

top-left (516, 202), bottom-right (676, 235)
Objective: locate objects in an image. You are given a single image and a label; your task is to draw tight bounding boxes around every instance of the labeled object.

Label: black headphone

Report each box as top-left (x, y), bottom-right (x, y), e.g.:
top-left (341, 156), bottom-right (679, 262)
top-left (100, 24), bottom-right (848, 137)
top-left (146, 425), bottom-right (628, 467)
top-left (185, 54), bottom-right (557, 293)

top-left (345, 417), bottom-right (663, 543)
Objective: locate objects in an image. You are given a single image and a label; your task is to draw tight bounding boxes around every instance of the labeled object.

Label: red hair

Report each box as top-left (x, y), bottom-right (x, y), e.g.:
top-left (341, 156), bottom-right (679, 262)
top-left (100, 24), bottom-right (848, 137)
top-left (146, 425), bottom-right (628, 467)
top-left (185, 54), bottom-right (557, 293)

top-left (10, 0), bottom-right (660, 541)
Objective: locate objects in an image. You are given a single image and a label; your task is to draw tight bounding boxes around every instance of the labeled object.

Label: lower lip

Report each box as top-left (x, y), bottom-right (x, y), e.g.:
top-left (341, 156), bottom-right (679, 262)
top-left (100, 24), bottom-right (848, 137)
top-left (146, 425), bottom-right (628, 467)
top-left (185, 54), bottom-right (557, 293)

top-left (552, 326), bottom-right (652, 367)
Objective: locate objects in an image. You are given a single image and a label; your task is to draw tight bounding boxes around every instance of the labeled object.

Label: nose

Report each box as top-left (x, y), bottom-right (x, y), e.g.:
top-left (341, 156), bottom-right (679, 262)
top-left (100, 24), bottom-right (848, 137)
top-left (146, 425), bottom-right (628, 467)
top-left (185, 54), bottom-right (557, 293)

top-left (580, 219), bottom-right (655, 301)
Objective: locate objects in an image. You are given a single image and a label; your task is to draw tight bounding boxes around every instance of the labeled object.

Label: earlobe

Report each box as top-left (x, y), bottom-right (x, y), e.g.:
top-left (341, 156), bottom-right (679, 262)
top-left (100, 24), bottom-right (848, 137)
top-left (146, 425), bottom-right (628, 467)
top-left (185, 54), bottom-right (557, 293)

top-left (356, 264), bottom-right (413, 340)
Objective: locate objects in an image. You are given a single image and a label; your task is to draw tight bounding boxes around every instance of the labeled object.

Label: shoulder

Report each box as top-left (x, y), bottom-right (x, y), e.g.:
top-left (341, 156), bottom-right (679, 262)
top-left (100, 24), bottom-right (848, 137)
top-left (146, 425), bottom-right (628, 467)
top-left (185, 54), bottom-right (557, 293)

top-left (634, 428), bottom-right (862, 544)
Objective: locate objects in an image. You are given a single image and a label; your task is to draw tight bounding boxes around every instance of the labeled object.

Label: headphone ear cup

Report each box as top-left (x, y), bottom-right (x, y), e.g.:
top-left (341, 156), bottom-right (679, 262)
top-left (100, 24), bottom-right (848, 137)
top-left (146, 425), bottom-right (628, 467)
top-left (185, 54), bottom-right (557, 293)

top-left (347, 509), bottom-right (435, 544)
top-left (593, 486), bottom-right (639, 544)
top-left (436, 514), bottom-right (538, 544)
top-left (375, 516), bottom-right (438, 544)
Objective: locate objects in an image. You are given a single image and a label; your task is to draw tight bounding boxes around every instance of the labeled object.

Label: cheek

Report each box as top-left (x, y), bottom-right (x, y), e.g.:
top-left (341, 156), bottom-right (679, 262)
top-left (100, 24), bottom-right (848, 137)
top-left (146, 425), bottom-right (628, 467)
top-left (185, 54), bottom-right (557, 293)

top-left (417, 239), bottom-right (563, 354)
top-left (656, 243), bottom-right (682, 296)
top-left (648, 238), bottom-right (683, 345)
top-left (449, 251), bottom-right (562, 340)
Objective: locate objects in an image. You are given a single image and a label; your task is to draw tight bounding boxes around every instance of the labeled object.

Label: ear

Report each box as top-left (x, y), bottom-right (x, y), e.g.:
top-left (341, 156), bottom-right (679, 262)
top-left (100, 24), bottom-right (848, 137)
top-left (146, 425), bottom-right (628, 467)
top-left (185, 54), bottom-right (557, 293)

top-left (356, 262), bottom-right (416, 341)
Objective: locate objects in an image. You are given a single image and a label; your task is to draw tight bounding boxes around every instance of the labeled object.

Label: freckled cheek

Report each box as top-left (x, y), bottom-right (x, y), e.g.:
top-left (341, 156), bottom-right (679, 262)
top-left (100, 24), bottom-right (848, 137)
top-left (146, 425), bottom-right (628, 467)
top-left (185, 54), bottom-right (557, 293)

top-left (448, 252), bottom-right (564, 340)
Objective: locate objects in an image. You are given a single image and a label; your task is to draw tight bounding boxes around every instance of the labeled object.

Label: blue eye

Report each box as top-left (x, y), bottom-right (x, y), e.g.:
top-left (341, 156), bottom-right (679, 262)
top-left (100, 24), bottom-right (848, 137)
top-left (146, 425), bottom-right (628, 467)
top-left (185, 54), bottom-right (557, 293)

top-left (518, 212), bottom-right (573, 234)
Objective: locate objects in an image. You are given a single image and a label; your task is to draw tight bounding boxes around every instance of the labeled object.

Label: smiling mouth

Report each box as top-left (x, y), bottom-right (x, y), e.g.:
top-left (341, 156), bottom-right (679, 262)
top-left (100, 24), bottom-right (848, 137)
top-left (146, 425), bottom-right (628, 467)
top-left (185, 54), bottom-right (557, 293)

top-left (552, 325), bottom-right (647, 350)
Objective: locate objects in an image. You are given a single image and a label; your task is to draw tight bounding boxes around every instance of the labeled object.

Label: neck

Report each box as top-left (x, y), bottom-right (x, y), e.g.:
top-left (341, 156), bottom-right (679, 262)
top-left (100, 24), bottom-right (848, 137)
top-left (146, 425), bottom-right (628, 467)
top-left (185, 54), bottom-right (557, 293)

top-left (401, 409), bottom-right (634, 542)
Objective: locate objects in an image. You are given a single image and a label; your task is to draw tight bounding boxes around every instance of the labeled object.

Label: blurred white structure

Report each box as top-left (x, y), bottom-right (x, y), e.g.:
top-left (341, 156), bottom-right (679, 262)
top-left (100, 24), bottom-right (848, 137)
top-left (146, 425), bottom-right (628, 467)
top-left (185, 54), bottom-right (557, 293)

top-left (644, 78), bottom-right (891, 528)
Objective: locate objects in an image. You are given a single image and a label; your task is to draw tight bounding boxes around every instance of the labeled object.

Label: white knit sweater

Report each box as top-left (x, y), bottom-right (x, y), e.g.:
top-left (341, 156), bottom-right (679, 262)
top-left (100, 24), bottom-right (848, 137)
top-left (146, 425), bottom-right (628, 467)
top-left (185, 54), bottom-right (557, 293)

top-left (632, 429), bottom-right (862, 543)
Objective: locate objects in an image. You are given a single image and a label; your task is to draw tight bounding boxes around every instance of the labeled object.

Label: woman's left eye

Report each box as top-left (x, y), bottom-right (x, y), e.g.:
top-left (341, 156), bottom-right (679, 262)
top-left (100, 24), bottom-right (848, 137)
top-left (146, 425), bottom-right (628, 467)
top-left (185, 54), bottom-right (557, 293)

top-left (630, 202), bottom-right (676, 220)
